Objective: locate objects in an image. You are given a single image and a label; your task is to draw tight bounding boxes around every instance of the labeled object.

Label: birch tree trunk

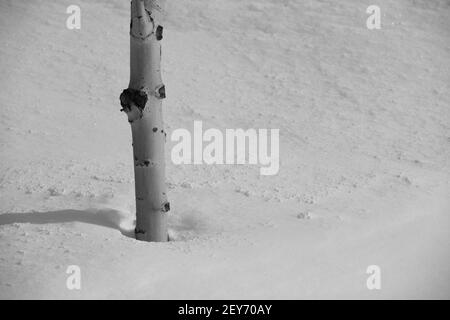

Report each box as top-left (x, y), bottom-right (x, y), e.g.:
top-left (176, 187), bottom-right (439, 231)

top-left (120, 0), bottom-right (169, 242)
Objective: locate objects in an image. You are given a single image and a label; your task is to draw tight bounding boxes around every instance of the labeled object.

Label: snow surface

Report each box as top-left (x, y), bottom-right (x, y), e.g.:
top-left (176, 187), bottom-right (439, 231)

top-left (0, 0), bottom-right (449, 299)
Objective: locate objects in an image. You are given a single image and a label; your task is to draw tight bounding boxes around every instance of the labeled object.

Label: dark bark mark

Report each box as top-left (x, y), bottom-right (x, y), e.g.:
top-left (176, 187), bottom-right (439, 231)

top-left (156, 25), bottom-right (163, 40)
top-left (157, 85), bottom-right (166, 99)
top-left (135, 159), bottom-right (154, 167)
top-left (162, 202), bottom-right (170, 213)
top-left (120, 88), bottom-right (148, 112)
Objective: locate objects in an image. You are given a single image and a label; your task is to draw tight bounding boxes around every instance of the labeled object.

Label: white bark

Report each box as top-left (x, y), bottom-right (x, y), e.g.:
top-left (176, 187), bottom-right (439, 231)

top-left (120, 0), bottom-right (169, 242)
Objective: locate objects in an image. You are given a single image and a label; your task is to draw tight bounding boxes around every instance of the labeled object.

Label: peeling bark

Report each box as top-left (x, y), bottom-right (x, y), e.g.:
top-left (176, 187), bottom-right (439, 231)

top-left (120, 0), bottom-right (169, 242)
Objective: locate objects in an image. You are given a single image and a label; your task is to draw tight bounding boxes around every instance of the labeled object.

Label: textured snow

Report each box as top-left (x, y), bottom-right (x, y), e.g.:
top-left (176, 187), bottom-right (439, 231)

top-left (0, 0), bottom-right (449, 299)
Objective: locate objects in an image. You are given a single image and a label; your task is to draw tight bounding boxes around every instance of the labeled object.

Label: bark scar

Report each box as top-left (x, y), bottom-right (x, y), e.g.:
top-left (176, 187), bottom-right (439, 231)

top-left (120, 88), bottom-right (148, 122)
top-left (162, 202), bottom-right (170, 213)
top-left (156, 25), bottom-right (163, 40)
top-left (130, 1), bottom-right (154, 40)
top-left (155, 84), bottom-right (166, 99)
top-left (120, 88), bottom-right (148, 111)
top-left (135, 159), bottom-right (156, 167)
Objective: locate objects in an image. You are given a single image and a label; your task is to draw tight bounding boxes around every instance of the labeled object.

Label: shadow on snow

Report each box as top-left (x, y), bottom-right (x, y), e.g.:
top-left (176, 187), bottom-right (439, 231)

top-left (0, 209), bottom-right (135, 238)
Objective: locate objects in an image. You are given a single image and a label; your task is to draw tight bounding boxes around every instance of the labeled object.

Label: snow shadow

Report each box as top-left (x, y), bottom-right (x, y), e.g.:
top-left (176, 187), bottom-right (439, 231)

top-left (0, 209), bottom-right (224, 242)
top-left (168, 209), bottom-right (223, 241)
top-left (0, 209), bottom-right (135, 238)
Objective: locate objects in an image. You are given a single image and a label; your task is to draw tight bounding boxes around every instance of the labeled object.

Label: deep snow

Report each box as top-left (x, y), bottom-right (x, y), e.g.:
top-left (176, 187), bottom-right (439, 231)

top-left (0, 0), bottom-right (449, 299)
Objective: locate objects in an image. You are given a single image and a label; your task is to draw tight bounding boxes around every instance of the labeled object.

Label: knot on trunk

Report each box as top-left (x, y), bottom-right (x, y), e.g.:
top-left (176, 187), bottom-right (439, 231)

top-left (155, 84), bottom-right (166, 99)
top-left (130, 0), bottom-right (155, 40)
top-left (155, 25), bottom-right (163, 40)
top-left (162, 201), bottom-right (170, 213)
top-left (120, 89), bottom-right (148, 112)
